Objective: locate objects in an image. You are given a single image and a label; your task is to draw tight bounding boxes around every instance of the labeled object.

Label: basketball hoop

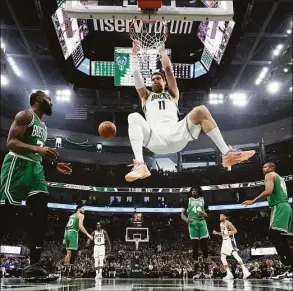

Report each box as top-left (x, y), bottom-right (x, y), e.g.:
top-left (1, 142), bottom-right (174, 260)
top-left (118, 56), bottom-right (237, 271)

top-left (129, 19), bottom-right (168, 51)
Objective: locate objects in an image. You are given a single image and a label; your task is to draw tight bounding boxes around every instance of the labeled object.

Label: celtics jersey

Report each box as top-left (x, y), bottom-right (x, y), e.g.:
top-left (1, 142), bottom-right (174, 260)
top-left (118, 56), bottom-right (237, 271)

top-left (19, 110), bottom-right (47, 162)
top-left (66, 213), bottom-right (79, 232)
top-left (185, 197), bottom-right (206, 220)
top-left (267, 174), bottom-right (288, 207)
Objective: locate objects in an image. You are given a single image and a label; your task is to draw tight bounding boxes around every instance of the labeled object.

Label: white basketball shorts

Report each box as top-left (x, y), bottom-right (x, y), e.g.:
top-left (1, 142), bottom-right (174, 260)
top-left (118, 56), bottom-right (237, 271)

top-left (145, 113), bottom-right (201, 154)
top-left (221, 238), bottom-right (238, 256)
top-left (94, 246), bottom-right (105, 268)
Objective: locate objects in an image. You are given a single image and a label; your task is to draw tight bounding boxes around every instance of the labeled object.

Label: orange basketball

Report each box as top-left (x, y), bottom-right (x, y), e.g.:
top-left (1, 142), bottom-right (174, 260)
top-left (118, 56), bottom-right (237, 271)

top-left (98, 121), bottom-right (116, 139)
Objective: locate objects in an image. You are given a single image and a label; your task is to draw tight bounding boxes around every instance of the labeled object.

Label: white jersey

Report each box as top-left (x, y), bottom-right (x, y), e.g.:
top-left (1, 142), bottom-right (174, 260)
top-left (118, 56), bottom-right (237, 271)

top-left (220, 221), bottom-right (238, 255)
top-left (143, 91), bottom-right (179, 131)
top-left (94, 230), bottom-right (105, 246)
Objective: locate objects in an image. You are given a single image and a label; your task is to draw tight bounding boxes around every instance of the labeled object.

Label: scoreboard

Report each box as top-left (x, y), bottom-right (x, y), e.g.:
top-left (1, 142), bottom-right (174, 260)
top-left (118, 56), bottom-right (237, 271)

top-left (92, 61), bottom-right (114, 76)
top-left (114, 47), bottom-right (171, 87)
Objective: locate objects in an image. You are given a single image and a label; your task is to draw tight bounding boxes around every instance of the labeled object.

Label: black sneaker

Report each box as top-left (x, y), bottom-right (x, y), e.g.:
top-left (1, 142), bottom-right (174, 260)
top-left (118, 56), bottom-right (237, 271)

top-left (22, 263), bottom-right (49, 278)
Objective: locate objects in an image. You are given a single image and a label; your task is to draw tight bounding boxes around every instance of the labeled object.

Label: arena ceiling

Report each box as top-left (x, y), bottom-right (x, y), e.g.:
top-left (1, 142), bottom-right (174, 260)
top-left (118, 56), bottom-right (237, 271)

top-left (1, 0), bottom-right (292, 134)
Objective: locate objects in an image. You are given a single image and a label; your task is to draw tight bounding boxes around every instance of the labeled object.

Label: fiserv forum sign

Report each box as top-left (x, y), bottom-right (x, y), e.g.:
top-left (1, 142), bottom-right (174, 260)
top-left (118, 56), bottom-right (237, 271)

top-left (92, 19), bottom-right (194, 34)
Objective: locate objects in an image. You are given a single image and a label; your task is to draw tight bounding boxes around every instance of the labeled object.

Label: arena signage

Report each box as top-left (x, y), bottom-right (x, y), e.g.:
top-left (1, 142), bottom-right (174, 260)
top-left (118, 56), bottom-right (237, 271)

top-left (45, 175), bottom-right (292, 193)
top-left (92, 19), bottom-right (194, 34)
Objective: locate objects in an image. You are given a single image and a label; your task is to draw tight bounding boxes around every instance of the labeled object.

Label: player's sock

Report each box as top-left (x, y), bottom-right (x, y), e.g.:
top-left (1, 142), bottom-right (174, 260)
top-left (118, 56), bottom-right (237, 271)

top-left (206, 127), bottom-right (230, 155)
top-left (96, 270), bottom-right (99, 277)
top-left (128, 118), bottom-right (144, 163)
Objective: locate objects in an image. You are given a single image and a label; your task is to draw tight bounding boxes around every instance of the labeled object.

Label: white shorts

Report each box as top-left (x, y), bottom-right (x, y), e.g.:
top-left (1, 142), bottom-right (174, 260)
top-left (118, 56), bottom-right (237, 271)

top-left (145, 114), bottom-right (201, 154)
top-left (221, 238), bottom-right (238, 256)
top-left (94, 246), bottom-right (105, 267)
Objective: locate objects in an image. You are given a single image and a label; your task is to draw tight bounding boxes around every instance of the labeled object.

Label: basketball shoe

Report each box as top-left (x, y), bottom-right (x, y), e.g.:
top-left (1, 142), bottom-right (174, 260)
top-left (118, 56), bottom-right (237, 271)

top-left (125, 160), bottom-right (151, 182)
top-left (222, 146), bottom-right (255, 167)
top-left (22, 263), bottom-right (49, 279)
top-left (223, 271), bottom-right (234, 280)
top-left (242, 268), bottom-right (251, 279)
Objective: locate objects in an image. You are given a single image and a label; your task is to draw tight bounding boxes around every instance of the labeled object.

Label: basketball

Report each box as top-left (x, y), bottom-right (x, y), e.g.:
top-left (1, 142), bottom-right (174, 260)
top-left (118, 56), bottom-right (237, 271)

top-left (98, 121), bottom-right (116, 139)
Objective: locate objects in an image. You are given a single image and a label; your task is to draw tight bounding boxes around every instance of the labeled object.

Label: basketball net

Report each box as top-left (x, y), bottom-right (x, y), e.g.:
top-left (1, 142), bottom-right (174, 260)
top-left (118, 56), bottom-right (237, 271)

top-left (129, 19), bottom-right (168, 52)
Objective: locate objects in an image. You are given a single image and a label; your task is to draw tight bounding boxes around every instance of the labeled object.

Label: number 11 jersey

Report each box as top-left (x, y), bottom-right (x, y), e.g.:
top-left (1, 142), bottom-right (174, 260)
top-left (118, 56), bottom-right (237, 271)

top-left (143, 91), bottom-right (179, 131)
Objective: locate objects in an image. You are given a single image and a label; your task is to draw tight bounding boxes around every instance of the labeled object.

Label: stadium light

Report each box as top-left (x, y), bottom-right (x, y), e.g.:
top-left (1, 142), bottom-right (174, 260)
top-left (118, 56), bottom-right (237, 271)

top-left (7, 57), bottom-right (22, 77)
top-left (1, 39), bottom-right (5, 52)
top-left (1, 74), bottom-right (9, 86)
top-left (209, 93), bottom-right (224, 105)
top-left (290, 86), bottom-right (292, 92)
top-left (287, 29), bottom-right (292, 34)
top-left (255, 67), bottom-right (268, 85)
top-left (255, 78), bottom-right (262, 85)
top-left (229, 93), bottom-right (247, 107)
top-left (97, 143), bottom-right (102, 153)
top-left (267, 81), bottom-right (281, 94)
top-left (55, 137), bottom-right (62, 148)
top-left (273, 44), bottom-right (284, 57)
top-left (283, 68), bottom-right (289, 73)
top-left (56, 89), bottom-right (71, 102)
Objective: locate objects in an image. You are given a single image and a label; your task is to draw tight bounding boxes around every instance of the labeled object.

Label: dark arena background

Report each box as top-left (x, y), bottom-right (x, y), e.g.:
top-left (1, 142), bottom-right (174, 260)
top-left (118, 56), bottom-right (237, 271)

top-left (0, 0), bottom-right (292, 290)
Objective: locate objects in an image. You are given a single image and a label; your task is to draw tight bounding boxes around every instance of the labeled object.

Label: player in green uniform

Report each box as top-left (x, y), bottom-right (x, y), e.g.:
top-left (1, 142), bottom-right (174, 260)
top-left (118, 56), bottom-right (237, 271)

top-left (0, 91), bottom-right (72, 280)
top-left (243, 162), bottom-right (293, 279)
top-left (181, 186), bottom-right (210, 276)
top-left (62, 204), bottom-right (93, 278)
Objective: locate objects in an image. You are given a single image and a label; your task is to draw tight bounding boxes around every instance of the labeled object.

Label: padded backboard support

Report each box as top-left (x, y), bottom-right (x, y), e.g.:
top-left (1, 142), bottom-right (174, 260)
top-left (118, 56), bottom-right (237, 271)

top-left (65, 1), bottom-right (234, 22)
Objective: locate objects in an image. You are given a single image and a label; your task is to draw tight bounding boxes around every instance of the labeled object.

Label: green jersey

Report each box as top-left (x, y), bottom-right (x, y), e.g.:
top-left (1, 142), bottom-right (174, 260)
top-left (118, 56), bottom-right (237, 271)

top-left (66, 213), bottom-right (80, 232)
top-left (184, 197), bottom-right (206, 220)
top-left (16, 109), bottom-right (47, 162)
top-left (267, 174), bottom-right (288, 207)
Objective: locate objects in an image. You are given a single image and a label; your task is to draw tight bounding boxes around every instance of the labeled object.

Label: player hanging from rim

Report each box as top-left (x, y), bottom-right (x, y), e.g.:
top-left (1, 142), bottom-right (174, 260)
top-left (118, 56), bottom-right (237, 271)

top-left (181, 186), bottom-right (210, 278)
top-left (125, 42), bottom-right (255, 182)
top-left (87, 222), bottom-right (111, 279)
top-left (0, 91), bottom-right (72, 281)
top-left (63, 205), bottom-right (93, 279)
top-left (213, 214), bottom-right (251, 280)
top-left (243, 163), bottom-right (293, 280)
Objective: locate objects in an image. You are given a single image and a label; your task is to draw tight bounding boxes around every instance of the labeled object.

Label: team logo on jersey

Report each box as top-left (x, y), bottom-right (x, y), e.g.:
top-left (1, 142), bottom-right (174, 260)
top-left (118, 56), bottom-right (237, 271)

top-left (151, 92), bottom-right (171, 101)
top-left (116, 56), bottom-right (127, 71)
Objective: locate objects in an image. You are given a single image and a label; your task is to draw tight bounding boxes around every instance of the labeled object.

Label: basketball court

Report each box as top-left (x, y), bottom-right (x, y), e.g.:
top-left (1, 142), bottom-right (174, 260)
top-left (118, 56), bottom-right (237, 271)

top-left (1, 278), bottom-right (293, 291)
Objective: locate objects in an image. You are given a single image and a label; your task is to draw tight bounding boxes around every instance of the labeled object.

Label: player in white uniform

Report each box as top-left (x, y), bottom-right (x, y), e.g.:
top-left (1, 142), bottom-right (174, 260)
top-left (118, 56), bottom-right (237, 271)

top-left (213, 214), bottom-right (250, 279)
top-left (125, 42), bottom-right (255, 182)
top-left (87, 222), bottom-right (111, 279)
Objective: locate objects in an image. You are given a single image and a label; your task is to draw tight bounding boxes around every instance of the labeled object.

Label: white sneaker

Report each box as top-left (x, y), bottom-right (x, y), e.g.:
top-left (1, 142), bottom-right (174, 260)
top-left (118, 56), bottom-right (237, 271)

top-left (272, 271), bottom-right (289, 280)
top-left (125, 160), bottom-right (151, 182)
top-left (223, 272), bottom-right (234, 280)
top-left (243, 269), bottom-right (251, 279)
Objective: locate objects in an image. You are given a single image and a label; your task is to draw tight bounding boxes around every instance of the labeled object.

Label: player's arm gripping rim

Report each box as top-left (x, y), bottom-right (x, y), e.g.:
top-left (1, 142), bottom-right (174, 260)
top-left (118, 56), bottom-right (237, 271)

top-left (104, 230), bottom-right (111, 253)
top-left (242, 172), bottom-right (275, 206)
top-left (132, 42), bottom-right (150, 102)
top-left (158, 45), bottom-right (179, 100)
top-left (78, 213), bottom-right (93, 240)
top-left (7, 110), bottom-right (57, 158)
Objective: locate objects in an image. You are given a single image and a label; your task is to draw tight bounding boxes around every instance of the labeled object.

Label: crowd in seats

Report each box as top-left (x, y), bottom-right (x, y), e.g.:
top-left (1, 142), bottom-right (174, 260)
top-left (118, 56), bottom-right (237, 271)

top-left (1, 210), bottom-right (292, 279)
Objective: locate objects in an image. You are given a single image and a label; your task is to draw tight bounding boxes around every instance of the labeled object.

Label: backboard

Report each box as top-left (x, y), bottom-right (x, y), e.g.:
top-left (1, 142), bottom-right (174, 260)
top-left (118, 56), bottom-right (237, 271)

top-left (65, 1), bottom-right (234, 22)
top-left (125, 227), bottom-right (149, 243)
